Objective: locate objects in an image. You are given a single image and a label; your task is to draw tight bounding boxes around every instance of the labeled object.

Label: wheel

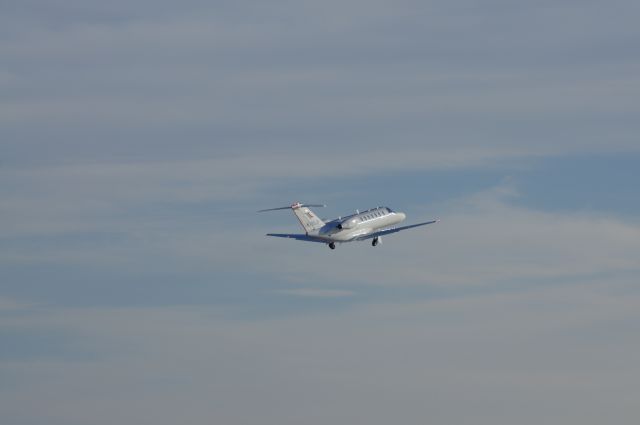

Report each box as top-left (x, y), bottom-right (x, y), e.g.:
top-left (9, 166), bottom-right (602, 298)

top-left (372, 237), bottom-right (379, 247)
top-left (329, 242), bottom-right (336, 250)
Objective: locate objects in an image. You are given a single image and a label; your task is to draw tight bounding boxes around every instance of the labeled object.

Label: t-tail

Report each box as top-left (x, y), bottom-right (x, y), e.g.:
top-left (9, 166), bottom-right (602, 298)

top-left (258, 202), bottom-right (326, 234)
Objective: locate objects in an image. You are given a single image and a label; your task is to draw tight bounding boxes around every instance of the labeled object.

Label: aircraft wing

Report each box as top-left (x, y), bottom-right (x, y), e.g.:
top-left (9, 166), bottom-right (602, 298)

top-left (266, 233), bottom-right (326, 243)
top-left (356, 220), bottom-right (439, 240)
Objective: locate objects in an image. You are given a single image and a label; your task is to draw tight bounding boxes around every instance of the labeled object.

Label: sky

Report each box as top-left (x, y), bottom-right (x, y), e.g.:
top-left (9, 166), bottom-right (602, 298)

top-left (1, 0), bottom-right (640, 424)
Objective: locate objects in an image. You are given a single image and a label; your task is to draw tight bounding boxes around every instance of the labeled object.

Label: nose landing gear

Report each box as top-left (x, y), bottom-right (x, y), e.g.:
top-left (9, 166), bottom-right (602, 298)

top-left (372, 237), bottom-right (380, 247)
top-left (328, 242), bottom-right (336, 250)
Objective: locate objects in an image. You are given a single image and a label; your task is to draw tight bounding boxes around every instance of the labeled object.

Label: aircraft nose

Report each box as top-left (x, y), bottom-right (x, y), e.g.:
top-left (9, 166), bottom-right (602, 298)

top-left (398, 212), bottom-right (406, 221)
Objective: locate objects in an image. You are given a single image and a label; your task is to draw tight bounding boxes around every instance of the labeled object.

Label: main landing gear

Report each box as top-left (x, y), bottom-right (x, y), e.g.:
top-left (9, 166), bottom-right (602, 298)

top-left (372, 237), bottom-right (380, 247)
top-left (328, 242), bottom-right (336, 250)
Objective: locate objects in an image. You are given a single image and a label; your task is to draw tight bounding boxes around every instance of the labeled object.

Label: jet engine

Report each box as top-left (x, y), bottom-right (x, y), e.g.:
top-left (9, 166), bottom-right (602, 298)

top-left (337, 217), bottom-right (358, 230)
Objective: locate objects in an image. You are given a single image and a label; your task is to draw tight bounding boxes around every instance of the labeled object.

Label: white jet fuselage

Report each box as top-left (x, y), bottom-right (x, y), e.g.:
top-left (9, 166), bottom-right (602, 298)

top-left (260, 202), bottom-right (437, 249)
top-left (310, 207), bottom-right (406, 242)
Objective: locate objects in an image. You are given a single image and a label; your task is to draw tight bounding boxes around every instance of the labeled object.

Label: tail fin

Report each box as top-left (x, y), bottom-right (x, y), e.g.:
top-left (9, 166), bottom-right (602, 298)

top-left (291, 203), bottom-right (325, 233)
top-left (258, 202), bottom-right (326, 234)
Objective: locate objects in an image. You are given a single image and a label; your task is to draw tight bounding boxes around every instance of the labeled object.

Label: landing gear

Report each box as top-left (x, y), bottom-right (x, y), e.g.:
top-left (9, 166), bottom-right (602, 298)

top-left (329, 242), bottom-right (336, 250)
top-left (372, 237), bottom-right (379, 247)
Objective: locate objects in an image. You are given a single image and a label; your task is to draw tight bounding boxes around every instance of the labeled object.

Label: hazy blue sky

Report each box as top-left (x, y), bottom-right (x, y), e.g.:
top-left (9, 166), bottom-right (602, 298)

top-left (2, 1), bottom-right (640, 424)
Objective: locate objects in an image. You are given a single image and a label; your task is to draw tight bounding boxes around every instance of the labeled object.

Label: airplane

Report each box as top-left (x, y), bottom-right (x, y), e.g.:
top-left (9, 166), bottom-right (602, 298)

top-left (259, 202), bottom-right (438, 250)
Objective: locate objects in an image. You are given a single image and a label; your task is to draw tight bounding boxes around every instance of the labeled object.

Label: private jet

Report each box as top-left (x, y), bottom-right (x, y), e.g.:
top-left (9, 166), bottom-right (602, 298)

top-left (259, 202), bottom-right (438, 250)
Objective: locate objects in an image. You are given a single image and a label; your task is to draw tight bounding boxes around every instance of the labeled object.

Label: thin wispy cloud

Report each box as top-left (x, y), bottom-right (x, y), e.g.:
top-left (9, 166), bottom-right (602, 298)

top-left (2, 0), bottom-right (640, 424)
top-left (275, 288), bottom-right (356, 298)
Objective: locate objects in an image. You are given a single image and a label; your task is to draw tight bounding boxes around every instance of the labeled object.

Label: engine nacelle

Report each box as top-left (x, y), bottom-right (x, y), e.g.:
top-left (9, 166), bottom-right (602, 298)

top-left (339, 217), bottom-right (359, 229)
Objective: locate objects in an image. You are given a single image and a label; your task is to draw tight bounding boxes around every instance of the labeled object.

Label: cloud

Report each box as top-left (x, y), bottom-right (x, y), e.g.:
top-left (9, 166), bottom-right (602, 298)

top-left (2, 279), bottom-right (640, 424)
top-left (2, 0), bottom-right (640, 166)
top-left (223, 184), bottom-right (640, 288)
top-left (0, 296), bottom-right (36, 312)
top-left (275, 288), bottom-right (355, 298)
top-left (3, 174), bottom-right (639, 292)
top-left (2, 2), bottom-right (640, 422)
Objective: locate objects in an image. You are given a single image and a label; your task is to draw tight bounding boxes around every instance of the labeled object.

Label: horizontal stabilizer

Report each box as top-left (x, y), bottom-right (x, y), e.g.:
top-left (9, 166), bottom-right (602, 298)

top-left (258, 202), bottom-right (325, 212)
top-left (266, 233), bottom-right (326, 243)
